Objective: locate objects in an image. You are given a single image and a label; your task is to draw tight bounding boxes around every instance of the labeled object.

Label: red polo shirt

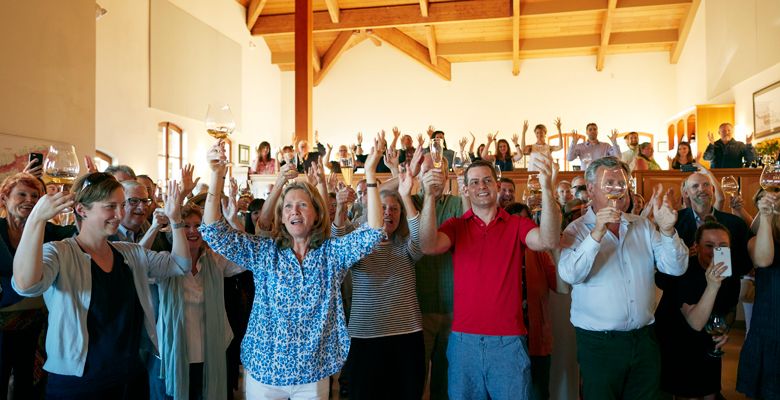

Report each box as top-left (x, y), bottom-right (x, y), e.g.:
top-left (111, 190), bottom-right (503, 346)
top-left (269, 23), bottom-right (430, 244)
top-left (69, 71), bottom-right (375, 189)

top-left (439, 208), bottom-right (537, 336)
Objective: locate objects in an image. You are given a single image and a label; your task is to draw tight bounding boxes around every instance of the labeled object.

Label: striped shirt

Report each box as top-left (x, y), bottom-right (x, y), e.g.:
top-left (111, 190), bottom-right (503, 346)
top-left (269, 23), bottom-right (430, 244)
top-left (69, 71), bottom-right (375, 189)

top-left (336, 215), bottom-right (424, 338)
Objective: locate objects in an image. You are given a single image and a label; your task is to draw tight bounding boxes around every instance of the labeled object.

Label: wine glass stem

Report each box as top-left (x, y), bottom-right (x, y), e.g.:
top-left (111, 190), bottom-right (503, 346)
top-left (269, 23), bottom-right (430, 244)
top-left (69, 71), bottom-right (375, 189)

top-left (610, 199), bottom-right (616, 208)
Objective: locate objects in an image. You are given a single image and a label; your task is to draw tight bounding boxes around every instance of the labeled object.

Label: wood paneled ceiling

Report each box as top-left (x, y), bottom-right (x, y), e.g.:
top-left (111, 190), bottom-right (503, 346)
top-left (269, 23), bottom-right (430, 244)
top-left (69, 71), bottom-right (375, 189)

top-left (239, 0), bottom-right (700, 84)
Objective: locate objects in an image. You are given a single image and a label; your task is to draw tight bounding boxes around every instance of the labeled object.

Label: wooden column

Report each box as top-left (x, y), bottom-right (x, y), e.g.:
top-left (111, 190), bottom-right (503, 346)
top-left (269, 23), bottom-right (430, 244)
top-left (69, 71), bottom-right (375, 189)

top-left (294, 0), bottom-right (313, 146)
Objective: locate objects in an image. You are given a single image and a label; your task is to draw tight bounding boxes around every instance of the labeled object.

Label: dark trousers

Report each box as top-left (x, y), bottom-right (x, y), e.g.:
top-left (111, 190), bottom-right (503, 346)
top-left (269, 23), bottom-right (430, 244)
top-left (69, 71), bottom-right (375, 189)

top-left (148, 358), bottom-right (204, 400)
top-left (530, 355), bottom-right (551, 400)
top-left (575, 325), bottom-right (660, 400)
top-left (0, 322), bottom-right (43, 400)
top-left (46, 370), bottom-right (147, 400)
top-left (349, 331), bottom-right (425, 400)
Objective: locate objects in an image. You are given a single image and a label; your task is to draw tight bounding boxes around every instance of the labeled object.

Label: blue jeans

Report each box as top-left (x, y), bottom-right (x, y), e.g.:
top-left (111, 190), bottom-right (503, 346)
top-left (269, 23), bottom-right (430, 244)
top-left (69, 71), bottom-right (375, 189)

top-left (447, 332), bottom-right (531, 400)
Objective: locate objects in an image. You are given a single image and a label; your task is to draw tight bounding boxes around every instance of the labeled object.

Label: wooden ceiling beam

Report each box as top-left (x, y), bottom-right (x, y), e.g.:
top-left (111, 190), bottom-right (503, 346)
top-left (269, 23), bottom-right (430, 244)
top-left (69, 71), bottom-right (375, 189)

top-left (312, 46), bottom-right (322, 72)
top-left (512, 0), bottom-right (520, 75)
top-left (371, 28), bottom-right (451, 80)
top-left (314, 31), bottom-right (354, 86)
top-left (251, 0), bottom-right (509, 35)
top-left (426, 25), bottom-right (438, 66)
top-left (669, 0), bottom-right (700, 63)
top-left (419, 0), bottom-right (429, 17)
top-left (324, 0), bottom-right (341, 23)
top-left (519, 0), bottom-right (690, 16)
top-left (246, 0), bottom-right (268, 30)
top-left (596, 0), bottom-right (617, 71)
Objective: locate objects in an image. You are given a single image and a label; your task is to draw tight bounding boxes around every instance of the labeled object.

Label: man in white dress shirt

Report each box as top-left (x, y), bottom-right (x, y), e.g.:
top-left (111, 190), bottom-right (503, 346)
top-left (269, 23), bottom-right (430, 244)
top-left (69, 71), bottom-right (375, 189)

top-left (559, 156), bottom-right (688, 399)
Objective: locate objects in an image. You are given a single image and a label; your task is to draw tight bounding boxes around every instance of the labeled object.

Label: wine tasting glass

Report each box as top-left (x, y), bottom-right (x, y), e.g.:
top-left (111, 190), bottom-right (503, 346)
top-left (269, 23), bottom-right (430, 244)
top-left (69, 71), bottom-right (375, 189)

top-left (600, 168), bottom-right (628, 208)
top-left (527, 174), bottom-right (542, 213)
top-left (205, 104), bottom-right (236, 166)
top-left (339, 156), bottom-right (354, 189)
top-left (704, 314), bottom-right (730, 358)
top-left (721, 176), bottom-right (739, 197)
top-left (430, 138), bottom-right (444, 169)
top-left (44, 145), bottom-right (80, 213)
top-left (760, 160), bottom-right (780, 213)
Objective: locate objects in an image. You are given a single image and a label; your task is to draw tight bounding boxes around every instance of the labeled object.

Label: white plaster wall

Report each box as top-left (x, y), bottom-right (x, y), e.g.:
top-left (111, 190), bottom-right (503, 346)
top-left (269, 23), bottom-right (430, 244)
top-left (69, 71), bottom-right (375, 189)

top-left (96, 0), bottom-right (282, 181)
top-left (281, 41), bottom-right (679, 156)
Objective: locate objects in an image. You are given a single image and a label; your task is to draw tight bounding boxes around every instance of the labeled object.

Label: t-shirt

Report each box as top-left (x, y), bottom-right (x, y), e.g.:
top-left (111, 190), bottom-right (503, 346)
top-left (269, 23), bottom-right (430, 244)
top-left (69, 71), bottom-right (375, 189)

top-left (439, 208), bottom-right (537, 335)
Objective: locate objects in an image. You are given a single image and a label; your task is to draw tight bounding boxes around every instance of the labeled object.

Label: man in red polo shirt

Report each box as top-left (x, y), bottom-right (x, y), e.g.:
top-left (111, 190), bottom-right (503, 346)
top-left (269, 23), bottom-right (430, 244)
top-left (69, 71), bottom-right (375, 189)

top-left (419, 155), bottom-right (561, 400)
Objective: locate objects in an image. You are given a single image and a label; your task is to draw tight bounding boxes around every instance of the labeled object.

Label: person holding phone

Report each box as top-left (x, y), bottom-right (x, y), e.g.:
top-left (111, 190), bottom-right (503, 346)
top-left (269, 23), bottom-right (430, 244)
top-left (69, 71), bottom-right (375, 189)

top-left (654, 219), bottom-right (736, 398)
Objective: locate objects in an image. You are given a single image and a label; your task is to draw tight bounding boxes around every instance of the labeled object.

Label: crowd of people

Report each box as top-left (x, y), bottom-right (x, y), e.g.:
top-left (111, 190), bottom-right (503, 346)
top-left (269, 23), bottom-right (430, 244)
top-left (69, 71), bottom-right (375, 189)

top-left (0, 121), bottom-right (776, 400)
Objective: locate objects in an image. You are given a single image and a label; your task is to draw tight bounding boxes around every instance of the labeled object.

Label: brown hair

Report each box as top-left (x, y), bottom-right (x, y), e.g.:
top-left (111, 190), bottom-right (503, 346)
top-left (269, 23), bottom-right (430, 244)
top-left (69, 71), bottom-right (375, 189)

top-left (496, 139), bottom-right (512, 161)
top-left (181, 204), bottom-right (203, 221)
top-left (271, 182), bottom-right (331, 250)
top-left (464, 160), bottom-right (498, 184)
top-left (380, 190), bottom-right (408, 243)
top-left (72, 172), bottom-right (123, 221)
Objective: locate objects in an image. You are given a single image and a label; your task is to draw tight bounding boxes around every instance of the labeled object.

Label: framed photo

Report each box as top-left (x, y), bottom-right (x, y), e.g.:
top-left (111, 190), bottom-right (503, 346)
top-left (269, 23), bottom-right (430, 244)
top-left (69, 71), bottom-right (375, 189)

top-left (238, 144), bottom-right (251, 165)
top-left (754, 80), bottom-right (780, 138)
top-left (656, 141), bottom-right (668, 152)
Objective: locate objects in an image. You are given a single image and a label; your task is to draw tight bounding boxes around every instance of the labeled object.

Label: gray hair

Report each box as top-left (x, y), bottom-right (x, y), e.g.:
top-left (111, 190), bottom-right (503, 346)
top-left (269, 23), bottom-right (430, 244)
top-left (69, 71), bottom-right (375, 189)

top-left (104, 165), bottom-right (137, 180)
top-left (120, 179), bottom-right (145, 195)
top-left (585, 157), bottom-right (630, 184)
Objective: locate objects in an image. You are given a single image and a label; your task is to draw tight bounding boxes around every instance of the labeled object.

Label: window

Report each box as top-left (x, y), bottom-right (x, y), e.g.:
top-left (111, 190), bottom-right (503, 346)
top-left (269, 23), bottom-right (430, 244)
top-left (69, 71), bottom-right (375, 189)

top-left (158, 122), bottom-right (187, 181)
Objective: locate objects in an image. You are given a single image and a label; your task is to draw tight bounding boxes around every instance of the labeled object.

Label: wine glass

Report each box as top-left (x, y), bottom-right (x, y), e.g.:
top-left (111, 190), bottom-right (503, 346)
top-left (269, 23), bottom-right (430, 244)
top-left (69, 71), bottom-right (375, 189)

top-left (600, 168), bottom-right (628, 208)
top-left (760, 160), bottom-right (780, 213)
top-left (704, 314), bottom-right (730, 358)
top-left (205, 104), bottom-right (236, 166)
top-left (44, 145), bottom-right (80, 213)
top-left (721, 176), bottom-right (739, 197)
top-left (340, 156), bottom-right (354, 189)
top-left (527, 174), bottom-right (542, 213)
top-left (495, 163), bottom-right (502, 180)
top-left (581, 153), bottom-right (593, 170)
top-left (430, 138), bottom-right (444, 169)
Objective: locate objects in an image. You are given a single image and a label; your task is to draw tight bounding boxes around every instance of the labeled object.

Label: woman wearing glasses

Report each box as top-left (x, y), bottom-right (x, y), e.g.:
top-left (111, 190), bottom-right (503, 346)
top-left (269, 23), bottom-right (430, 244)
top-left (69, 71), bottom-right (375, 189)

top-left (11, 172), bottom-right (191, 399)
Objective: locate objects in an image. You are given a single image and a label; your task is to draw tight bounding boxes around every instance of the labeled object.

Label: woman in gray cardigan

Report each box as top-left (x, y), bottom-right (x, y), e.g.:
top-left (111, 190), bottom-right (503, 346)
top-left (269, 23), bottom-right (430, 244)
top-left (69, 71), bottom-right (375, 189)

top-left (12, 172), bottom-right (191, 400)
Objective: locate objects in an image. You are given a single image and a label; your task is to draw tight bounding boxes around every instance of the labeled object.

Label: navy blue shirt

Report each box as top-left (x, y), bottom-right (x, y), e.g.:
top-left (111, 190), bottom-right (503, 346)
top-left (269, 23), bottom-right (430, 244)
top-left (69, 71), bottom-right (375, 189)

top-left (703, 139), bottom-right (756, 168)
top-left (47, 245), bottom-right (144, 395)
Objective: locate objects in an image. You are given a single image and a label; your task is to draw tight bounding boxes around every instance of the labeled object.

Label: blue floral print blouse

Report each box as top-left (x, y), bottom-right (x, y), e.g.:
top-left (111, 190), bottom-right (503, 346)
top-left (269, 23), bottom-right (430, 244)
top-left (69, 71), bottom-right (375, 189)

top-left (200, 220), bottom-right (383, 386)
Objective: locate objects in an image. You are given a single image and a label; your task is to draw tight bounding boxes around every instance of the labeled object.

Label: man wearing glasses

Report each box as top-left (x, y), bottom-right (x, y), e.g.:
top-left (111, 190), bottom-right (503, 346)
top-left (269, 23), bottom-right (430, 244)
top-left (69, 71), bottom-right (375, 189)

top-left (110, 181), bottom-right (171, 251)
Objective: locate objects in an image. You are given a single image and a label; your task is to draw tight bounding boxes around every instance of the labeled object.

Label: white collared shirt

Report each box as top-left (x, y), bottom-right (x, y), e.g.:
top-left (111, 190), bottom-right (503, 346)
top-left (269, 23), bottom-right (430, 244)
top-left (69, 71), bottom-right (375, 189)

top-left (183, 261), bottom-right (205, 363)
top-left (559, 208), bottom-right (688, 331)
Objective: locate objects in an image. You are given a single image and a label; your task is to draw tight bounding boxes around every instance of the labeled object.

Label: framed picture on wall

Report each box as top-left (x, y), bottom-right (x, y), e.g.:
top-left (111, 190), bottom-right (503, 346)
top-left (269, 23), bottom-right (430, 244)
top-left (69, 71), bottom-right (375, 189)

top-left (754, 80), bottom-right (780, 138)
top-left (238, 144), bottom-right (251, 165)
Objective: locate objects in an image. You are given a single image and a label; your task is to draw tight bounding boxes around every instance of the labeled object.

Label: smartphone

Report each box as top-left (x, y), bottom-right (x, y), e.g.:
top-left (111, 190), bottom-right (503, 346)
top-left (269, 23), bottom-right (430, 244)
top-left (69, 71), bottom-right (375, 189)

top-left (29, 152), bottom-right (44, 167)
top-left (713, 247), bottom-right (732, 278)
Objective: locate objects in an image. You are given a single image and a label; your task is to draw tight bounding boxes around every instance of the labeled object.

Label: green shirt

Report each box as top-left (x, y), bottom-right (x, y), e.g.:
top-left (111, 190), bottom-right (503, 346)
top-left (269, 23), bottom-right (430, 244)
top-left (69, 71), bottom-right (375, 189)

top-left (412, 193), bottom-right (463, 314)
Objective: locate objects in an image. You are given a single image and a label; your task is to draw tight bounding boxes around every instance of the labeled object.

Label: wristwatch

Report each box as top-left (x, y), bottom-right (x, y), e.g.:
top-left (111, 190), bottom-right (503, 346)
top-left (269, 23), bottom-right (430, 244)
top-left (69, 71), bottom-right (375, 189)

top-left (171, 221), bottom-right (186, 229)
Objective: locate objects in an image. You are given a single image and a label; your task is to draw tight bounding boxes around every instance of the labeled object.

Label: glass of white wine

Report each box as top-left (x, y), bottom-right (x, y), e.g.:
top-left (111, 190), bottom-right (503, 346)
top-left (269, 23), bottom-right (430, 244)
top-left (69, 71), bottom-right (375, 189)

top-left (205, 103), bottom-right (236, 166)
top-left (340, 156), bottom-right (354, 189)
top-left (527, 174), bottom-right (543, 213)
top-left (430, 138), bottom-right (444, 169)
top-left (44, 144), bottom-right (80, 213)
top-left (721, 176), bottom-right (739, 197)
top-left (760, 160), bottom-right (780, 213)
top-left (601, 168), bottom-right (628, 208)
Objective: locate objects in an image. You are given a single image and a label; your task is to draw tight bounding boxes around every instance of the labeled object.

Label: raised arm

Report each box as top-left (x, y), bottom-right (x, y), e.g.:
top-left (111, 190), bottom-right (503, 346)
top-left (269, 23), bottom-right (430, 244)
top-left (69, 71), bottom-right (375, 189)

top-left (468, 132), bottom-right (476, 155)
top-left (702, 132), bottom-right (716, 161)
top-left (139, 208), bottom-right (170, 248)
top-left (13, 192), bottom-right (74, 291)
top-left (364, 135), bottom-right (385, 229)
top-left (257, 163), bottom-right (298, 231)
top-left (419, 169), bottom-right (452, 255)
top-left (567, 133), bottom-right (579, 162)
top-left (204, 141), bottom-right (229, 225)
top-left (481, 133), bottom-right (495, 161)
top-left (163, 181), bottom-right (190, 263)
top-left (551, 117), bottom-right (564, 152)
top-left (524, 152), bottom-right (561, 251)
top-left (511, 133), bottom-right (524, 162)
top-left (749, 193), bottom-right (776, 267)
top-left (398, 168), bottom-right (418, 219)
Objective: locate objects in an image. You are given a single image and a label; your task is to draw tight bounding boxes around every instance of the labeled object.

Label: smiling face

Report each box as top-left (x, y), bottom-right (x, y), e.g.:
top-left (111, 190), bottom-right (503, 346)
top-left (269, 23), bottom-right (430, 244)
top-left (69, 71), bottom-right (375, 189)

top-left (535, 127), bottom-right (547, 143)
top-left (338, 145), bottom-right (349, 158)
top-left (282, 189), bottom-right (317, 240)
top-left (640, 144), bottom-right (654, 159)
top-left (381, 194), bottom-right (402, 237)
top-left (685, 173), bottom-right (714, 210)
top-left (498, 140), bottom-right (510, 157)
top-left (678, 143), bottom-right (690, 157)
top-left (586, 124), bottom-right (599, 141)
top-left (78, 188), bottom-right (125, 237)
top-left (401, 135), bottom-right (413, 150)
top-left (465, 165), bottom-right (499, 209)
top-left (556, 182), bottom-right (573, 206)
top-left (697, 228), bottom-right (730, 268)
top-left (183, 213), bottom-right (203, 252)
top-left (498, 181), bottom-right (515, 208)
top-left (2, 183), bottom-right (41, 220)
top-left (719, 123), bottom-right (733, 143)
top-left (121, 185), bottom-right (150, 232)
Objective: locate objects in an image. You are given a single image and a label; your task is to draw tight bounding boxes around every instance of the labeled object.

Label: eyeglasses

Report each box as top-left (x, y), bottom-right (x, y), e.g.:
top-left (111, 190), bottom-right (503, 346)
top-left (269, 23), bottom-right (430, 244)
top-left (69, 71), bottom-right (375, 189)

top-left (126, 197), bottom-right (154, 207)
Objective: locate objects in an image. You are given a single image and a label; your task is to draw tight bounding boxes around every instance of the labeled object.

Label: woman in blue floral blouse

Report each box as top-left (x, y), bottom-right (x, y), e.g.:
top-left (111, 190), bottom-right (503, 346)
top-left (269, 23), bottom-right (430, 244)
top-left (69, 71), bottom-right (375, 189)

top-left (200, 138), bottom-right (385, 399)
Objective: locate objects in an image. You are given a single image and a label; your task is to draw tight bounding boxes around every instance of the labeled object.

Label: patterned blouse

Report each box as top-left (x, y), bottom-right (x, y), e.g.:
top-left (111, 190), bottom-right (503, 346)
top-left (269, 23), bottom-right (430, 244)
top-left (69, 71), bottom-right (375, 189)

top-left (200, 220), bottom-right (384, 386)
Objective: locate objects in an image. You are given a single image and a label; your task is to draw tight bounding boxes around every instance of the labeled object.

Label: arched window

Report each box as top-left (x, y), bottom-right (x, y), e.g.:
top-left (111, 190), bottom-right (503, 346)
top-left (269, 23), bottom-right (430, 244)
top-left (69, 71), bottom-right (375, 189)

top-left (158, 122), bottom-right (186, 181)
top-left (94, 150), bottom-right (113, 172)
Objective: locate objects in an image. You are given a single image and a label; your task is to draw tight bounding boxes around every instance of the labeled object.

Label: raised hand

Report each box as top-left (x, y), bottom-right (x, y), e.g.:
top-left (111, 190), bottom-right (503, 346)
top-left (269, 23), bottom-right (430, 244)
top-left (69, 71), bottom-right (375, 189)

top-left (163, 180), bottom-right (183, 223)
top-left (30, 192), bottom-right (75, 223)
top-left (458, 137), bottom-right (468, 152)
top-left (554, 117), bottom-right (562, 133)
top-left (592, 206), bottom-right (621, 241)
top-left (409, 145), bottom-right (425, 178)
top-left (747, 131), bottom-right (754, 144)
top-left (705, 262), bottom-right (728, 287)
top-left (529, 152), bottom-right (553, 190)
top-left (306, 161), bottom-right (322, 186)
top-left (417, 133), bottom-right (425, 148)
top-left (314, 130), bottom-right (319, 143)
top-left (336, 185), bottom-right (357, 207)
top-left (277, 163), bottom-right (298, 185)
top-left (207, 140), bottom-right (228, 174)
top-left (326, 143), bottom-right (333, 152)
top-left (357, 132), bottom-right (363, 145)
top-left (180, 164), bottom-right (200, 198)
top-left (522, 120), bottom-right (529, 134)
top-left (757, 192), bottom-right (778, 215)
top-left (220, 192), bottom-right (239, 224)
top-left (486, 132), bottom-right (496, 144)
top-left (609, 129), bottom-right (619, 144)
top-left (427, 125), bottom-right (435, 138)
top-left (392, 126), bottom-right (401, 139)
top-left (421, 168), bottom-right (444, 198)
top-left (571, 130), bottom-right (580, 144)
top-left (398, 168), bottom-right (415, 198)
top-left (511, 133), bottom-right (520, 147)
top-left (653, 192), bottom-right (678, 236)
top-left (364, 134), bottom-right (386, 172)
top-left (707, 131), bottom-right (715, 145)
top-left (22, 159), bottom-right (43, 178)
top-left (84, 155), bottom-right (98, 174)
top-left (384, 147), bottom-right (400, 171)
top-left (151, 208), bottom-right (170, 229)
